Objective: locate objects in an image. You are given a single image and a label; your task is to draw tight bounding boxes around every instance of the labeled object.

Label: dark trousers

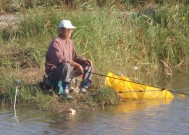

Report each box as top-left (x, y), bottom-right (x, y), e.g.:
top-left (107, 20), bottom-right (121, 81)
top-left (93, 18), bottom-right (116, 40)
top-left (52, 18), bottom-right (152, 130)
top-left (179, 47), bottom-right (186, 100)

top-left (47, 62), bottom-right (93, 88)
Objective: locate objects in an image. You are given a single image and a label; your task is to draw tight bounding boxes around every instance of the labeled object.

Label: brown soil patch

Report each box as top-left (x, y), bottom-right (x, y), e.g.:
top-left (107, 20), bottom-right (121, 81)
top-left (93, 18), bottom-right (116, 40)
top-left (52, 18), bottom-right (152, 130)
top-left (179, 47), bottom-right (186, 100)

top-left (12, 68), bottom-right (44, 84)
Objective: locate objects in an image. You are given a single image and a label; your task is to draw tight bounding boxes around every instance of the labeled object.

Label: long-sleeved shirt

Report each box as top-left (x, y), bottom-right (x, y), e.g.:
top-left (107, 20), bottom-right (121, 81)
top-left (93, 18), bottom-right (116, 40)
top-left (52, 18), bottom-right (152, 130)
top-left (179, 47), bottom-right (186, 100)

top-left (45, 36), bottom-right (84, 73)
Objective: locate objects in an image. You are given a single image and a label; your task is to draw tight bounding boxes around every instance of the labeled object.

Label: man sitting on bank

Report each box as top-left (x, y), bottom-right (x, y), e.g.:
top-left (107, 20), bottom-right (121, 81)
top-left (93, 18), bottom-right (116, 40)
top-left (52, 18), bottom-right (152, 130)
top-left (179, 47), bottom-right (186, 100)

top-left (45, 20), bottom-right (93, 99)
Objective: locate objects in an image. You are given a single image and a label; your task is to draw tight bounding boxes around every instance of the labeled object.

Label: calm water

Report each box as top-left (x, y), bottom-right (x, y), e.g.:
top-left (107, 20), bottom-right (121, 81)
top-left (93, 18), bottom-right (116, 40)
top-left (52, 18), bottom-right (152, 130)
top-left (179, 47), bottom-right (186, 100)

top-left (1, 71), bottom-right (189, 135)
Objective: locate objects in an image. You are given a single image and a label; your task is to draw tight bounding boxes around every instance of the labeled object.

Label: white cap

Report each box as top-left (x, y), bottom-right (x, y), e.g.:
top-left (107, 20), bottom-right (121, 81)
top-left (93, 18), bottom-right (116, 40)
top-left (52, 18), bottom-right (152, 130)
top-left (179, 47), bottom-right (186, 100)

top-left (58, 20), bottom-right (76, 29)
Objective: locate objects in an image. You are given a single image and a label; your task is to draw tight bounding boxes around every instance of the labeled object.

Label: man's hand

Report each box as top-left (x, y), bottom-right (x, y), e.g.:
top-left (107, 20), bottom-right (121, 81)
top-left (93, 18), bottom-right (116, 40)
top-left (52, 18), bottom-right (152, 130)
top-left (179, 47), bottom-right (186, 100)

top-left (74, 63), bottom-right (84, 73)
top-left (69, 61), bottom-right (84, 73)
top-left (83, 59), bottom-right (92, 66)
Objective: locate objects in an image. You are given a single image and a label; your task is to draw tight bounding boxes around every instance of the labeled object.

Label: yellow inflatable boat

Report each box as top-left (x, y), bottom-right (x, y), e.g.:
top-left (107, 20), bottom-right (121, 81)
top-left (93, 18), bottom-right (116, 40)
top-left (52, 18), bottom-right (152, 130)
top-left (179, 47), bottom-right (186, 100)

top-left (105, 72), bottom-right (174, 100)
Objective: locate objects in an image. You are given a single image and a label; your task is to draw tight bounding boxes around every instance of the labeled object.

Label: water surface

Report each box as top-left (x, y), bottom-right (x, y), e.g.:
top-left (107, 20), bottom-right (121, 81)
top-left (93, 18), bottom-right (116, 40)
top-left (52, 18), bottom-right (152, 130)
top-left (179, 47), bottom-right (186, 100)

top-left (1, 70), bottom-right (189, 135)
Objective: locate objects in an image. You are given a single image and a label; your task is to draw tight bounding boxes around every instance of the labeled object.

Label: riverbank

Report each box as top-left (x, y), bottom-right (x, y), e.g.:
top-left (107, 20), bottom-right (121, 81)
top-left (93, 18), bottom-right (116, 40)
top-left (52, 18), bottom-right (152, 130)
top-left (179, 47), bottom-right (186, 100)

top-left (1, 1), bottom-right (189, 112)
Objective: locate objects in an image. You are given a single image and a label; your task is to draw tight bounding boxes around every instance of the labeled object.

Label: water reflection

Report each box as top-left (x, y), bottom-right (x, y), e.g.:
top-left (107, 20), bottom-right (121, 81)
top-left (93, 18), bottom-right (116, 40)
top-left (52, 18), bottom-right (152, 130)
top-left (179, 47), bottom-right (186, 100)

top-left (114, 99), bottom-right (173, 114)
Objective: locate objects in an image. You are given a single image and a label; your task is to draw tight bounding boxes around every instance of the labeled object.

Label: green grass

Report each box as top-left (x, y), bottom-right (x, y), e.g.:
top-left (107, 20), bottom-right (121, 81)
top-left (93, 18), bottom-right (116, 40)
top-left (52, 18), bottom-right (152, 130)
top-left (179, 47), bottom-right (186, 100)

top-left (1, 1), bottom-right (189, 109)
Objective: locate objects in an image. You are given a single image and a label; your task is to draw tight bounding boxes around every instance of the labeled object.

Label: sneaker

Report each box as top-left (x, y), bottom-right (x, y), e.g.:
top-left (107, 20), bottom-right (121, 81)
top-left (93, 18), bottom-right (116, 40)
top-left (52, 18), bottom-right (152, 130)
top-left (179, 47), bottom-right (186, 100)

top-left (80, 80), bottom-right (91, 89)
top-left (80, 88), bottom-right (87, 94)
top-left (63, 88), bottom-right (74, 100)
top-left (64, 88), bottom-right (69, 95)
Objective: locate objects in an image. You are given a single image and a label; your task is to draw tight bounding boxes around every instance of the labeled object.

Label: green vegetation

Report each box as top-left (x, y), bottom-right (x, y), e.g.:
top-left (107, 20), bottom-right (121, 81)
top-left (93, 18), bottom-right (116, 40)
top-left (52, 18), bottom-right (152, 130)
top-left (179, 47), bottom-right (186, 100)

top-left (1, 0), bottom-right (189, 111)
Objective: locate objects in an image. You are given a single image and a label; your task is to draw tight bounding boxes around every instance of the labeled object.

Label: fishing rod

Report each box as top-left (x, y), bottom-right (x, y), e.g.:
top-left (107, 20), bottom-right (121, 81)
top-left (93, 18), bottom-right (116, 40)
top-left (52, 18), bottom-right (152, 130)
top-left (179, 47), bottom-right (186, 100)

top-left (118, 89), bottom-right (189, 96)
top-left (87, 71), bottom-right (189, 96)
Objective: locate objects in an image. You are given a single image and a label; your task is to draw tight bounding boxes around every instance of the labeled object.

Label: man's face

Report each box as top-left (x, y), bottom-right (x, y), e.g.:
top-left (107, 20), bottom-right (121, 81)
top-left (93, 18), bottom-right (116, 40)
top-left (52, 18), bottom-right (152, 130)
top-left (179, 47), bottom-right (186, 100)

top-left (60, 28), bottom-right (73, 39)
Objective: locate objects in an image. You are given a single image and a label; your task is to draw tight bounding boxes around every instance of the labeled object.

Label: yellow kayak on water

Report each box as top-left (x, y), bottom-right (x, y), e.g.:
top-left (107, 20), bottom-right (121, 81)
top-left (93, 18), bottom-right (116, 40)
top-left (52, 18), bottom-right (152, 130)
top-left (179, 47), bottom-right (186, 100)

top-left (105, 72), bottom-right (174, 100)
